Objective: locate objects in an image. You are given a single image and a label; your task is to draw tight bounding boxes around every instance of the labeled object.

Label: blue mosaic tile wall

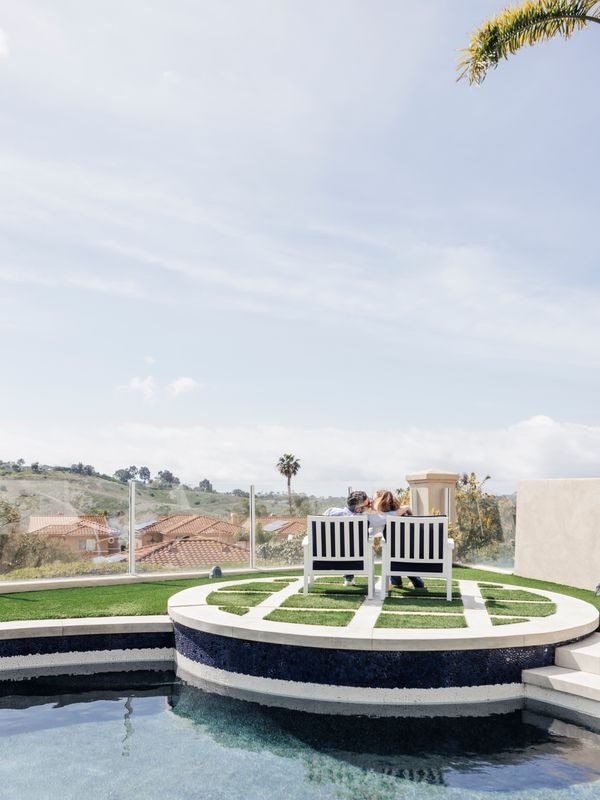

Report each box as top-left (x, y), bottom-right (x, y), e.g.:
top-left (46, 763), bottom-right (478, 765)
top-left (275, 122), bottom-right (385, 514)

top-left (174, 622), bottom-right (558, 689)
top-left (0, 631), bottom-right (174, 658)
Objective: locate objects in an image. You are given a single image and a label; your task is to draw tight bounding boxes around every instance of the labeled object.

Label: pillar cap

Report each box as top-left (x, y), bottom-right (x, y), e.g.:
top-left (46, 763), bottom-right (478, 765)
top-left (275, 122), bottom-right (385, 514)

top-left (406, 470), bottom-right (459, 483)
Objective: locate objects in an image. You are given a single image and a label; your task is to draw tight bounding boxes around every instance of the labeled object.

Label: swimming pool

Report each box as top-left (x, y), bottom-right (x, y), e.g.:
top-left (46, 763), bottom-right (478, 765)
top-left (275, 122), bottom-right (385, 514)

top-left (2, 670), bottom-right (600, 799)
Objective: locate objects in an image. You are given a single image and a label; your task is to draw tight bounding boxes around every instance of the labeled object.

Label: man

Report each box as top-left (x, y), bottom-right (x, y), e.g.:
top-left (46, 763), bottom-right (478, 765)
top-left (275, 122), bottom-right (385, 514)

top-left (323, 490), bottom-right (371, 586)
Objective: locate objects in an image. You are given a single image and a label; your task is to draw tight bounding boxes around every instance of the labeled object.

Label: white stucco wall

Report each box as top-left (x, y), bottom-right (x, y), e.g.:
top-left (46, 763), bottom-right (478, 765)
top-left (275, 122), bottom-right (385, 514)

top-left (515, 479), bottom-right (600, 591)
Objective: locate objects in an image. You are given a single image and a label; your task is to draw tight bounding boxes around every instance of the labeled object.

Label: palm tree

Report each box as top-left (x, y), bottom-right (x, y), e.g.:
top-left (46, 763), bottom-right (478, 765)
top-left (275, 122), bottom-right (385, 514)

top-left (458, 0), bottom-right (600, 84)
top-left (276, 453), bottom-right (301, 514)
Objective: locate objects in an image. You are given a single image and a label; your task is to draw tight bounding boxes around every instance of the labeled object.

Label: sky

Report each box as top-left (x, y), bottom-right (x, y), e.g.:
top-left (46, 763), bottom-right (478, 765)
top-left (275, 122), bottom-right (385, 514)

top-left (1, 1), bottom-right (599, 496)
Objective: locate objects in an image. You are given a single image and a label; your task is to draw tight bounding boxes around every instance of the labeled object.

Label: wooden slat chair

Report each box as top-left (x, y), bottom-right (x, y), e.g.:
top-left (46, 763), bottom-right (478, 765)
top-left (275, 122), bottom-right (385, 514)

top-left (380, 515), bottom-right (454, 601)
top-left (303, 515), bottom-right (374, 599)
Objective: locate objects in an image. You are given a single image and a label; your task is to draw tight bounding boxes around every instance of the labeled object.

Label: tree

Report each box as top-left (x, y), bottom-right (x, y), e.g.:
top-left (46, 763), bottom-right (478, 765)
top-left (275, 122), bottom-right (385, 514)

top-left (0, 500), bottom-right (19, 532)
top-left (454, 472), bottom-right (504, 560)
top-left (2, 533), bottom-right (72, 571)
top-left (198, 479), bottom-right (214, 493)
top-left (114, 466), bottom-right (138, 483)
top-left (138, 466), bottom-right (151, 483)
top-left (458, 0), bottom-right (600, 84)
top-left (276, 453), bottom-right (301, 514)
top-left (156, 469), bottom-right (179, 488)
top-left (71, 463), bottom-right (96, 476)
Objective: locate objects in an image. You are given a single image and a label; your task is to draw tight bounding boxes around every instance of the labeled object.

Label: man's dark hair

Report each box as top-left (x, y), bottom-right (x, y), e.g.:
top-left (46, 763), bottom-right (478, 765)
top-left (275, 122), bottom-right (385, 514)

top-left (347, 490), bottom-right (368, 512)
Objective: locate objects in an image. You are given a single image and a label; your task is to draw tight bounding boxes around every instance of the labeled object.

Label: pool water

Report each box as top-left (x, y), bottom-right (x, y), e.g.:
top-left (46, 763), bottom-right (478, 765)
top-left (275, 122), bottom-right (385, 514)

top-left (1, 671), bottom-right (600, 800)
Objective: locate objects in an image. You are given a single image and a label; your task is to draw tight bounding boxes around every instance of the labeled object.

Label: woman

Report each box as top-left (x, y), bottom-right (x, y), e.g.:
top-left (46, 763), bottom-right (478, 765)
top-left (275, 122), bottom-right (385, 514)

top-left (372, 489), bottom-right (424, 589)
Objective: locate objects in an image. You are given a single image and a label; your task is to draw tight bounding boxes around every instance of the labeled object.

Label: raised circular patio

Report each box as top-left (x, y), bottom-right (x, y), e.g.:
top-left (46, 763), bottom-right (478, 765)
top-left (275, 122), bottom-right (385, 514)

top-left (168, 576), bottom-right (599, 715)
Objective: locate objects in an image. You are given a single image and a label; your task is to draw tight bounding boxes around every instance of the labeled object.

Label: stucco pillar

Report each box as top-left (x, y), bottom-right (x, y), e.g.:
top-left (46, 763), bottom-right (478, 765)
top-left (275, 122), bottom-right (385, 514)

top-left (406, 470), bottom-right (459, 522)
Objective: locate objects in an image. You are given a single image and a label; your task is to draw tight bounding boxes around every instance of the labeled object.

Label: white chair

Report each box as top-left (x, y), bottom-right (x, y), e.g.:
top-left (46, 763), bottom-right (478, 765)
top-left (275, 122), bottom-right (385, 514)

top-left (303, 515), bottom-right (374, 599)
top-left (380, 515), bottom-right (454, 601)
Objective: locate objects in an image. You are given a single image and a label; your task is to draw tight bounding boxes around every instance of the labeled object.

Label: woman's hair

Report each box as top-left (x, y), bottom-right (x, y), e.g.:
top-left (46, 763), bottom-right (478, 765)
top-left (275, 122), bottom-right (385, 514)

top-left (372, 489), bottom-right (400, 513)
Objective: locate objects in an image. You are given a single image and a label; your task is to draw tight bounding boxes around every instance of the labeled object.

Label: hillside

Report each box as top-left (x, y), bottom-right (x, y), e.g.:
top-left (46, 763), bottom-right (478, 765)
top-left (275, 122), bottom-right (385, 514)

top-left (0, 469), bottom-right (345, 531)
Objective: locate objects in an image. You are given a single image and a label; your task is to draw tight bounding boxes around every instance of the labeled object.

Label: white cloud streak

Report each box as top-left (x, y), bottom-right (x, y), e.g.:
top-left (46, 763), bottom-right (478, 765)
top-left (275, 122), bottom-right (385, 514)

top-left (0, 28), bottom-right (8, 58)
top-left (167, 377), bottom-right (199, 398)
top-left (126, 376), bottom-right (156, 400)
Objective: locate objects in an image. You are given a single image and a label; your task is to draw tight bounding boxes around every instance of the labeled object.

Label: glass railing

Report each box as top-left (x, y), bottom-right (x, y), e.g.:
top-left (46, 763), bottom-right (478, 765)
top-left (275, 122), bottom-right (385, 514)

top-left (0, 467), bottom-right (517, 582)
top-left (133, 480), bottom-right (251, 575)
top-left (0, 469), bottom-right (128, 581)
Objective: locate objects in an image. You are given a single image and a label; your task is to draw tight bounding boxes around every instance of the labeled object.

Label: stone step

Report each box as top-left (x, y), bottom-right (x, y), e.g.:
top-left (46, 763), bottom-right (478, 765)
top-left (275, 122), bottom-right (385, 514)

top-left (523, 665), bottom-right (600, 703)
top-left (555, 632), bottom-right (600, 674)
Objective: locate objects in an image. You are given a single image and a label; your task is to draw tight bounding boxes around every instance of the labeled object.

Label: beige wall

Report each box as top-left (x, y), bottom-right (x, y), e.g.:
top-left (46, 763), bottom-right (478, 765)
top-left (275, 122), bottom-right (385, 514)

top-left (515, 479), bottom-right (600, 590)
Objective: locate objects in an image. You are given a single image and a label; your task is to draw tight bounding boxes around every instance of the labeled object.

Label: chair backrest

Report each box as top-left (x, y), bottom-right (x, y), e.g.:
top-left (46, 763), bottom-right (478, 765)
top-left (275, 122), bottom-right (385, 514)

top-left (384, 515), bottom-right (449, 574)
top-left (306, 515), bottom-right (369, 570)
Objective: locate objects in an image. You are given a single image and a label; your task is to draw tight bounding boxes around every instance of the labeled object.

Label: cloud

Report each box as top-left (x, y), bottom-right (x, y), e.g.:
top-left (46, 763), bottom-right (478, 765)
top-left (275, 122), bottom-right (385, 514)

top-left (126, 376), bottom-right (156, 400)
top-left (0, 28), bottom-right (8, 58)
top-left (144, 355), bottom-right (156, 365)
top-left (167, 377), bottom-right (199, 397)
top-left (2, 416), bottom-right (600, 497)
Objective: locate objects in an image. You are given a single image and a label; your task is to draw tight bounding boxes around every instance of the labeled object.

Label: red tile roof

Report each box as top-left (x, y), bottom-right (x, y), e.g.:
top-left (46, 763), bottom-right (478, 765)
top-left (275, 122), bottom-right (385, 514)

top-left (27, 516), bottom-right (117, 539)
top-left (139, 513), bottom-right (240, 540)
top-left (135, 537), bottom-right (249, 569)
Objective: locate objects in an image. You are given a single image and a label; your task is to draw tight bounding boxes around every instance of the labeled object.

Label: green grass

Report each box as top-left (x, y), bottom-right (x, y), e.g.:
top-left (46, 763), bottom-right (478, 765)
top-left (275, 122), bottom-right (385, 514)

top-left (218, 605), bottom-right (249, 616)
top-left (479, 587), bottom-right (552, 602)
top-left (485, 600), bottom-right (556, 617)
top-left (387, 586), bottom-right (461, 599)
top-left (307, 584), bottom-right (368, 596)
top-left (206, 591), bottom-right (270, 607)
top-left (382, 597), bottom-right (464, 614)
top-left (0, 564), bottom-right (597, 624)
top-left (491, 616), bottom-right (528, 626)
top-left (0, 571), bottom-right (300, 621)
top-left (216, 581), bottom-right (294, 593)
top-left (375, 613), bottom-right (467, 629)
top-left (264, 609), bottom-right (354, 626)
top-left (281, 593), bottom-right (364, 610)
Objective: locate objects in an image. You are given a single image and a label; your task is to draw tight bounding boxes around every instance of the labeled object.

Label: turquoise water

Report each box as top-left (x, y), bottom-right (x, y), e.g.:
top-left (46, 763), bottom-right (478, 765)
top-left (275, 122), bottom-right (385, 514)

top-left (1, 672), bottom-right (600, 800)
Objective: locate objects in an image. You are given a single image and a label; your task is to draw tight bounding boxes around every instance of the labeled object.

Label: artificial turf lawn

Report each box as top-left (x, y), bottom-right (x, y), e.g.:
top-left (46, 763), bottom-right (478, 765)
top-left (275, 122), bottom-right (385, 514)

top-left (478, 587), bottom-right (552, 602)
top-left (491, 616), bottom-right (528, 625)
top-left (217, 581), bottom-right (294, 593)
top-left (382, 596), bottom-right (464, 613)
top-left (375, 613), bottom-right (467, 629)
top-left (308, 584), bottom-right (368, 596)
top-left (206, 591), bottom-right (270, 607)
top-left (0, 565), bottom-right (598, 623)
top-left (281, 593), bottom-right (364, 610)
top-left (218, 605), bottom-right (249, 616)
top-left (485, 600), bottom-right (556, 617)
top-left (264, 609), bottom-right (354, 626)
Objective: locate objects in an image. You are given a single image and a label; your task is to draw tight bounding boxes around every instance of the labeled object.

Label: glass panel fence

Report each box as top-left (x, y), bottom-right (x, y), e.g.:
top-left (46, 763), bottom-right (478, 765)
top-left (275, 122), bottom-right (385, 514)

top-left (0, 466), bottom-right (129, 581)
top-left (453, 475), bottom-right (516, 571)
top-left (252, 482), bottom-right (346, 570)
top-left (133, 476), bottom-right (251, 575)
top-left (0, 466), bottom-right (517, 581)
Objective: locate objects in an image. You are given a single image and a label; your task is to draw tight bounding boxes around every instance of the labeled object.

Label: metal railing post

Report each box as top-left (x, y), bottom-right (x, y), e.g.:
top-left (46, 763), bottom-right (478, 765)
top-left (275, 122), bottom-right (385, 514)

top-left (128, 479), bottom-right (136, 576)
top-left (249, 484), bottom-right (256, 569)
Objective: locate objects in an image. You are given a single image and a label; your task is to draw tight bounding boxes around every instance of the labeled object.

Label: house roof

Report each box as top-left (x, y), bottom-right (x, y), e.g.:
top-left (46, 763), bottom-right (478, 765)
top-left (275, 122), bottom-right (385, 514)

top-left (28, 515), bottom-right (109, 532)
top-left (138, 513), bottom-right (240, 539)
top-left (255, 517), bottom-right (307, 540)
top-left (135, 537), bottom-right (249, 569)
top-left (27, 516), bottom-right (117, 538)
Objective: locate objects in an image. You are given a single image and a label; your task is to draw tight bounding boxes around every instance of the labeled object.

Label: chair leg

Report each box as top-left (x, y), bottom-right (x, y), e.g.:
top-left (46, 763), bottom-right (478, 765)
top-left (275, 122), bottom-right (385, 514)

top-left (446, 577), bottom-right (451, 602)
top-left (303, 574), bottom-right (309, 596)
top-left (380, 571), bottom-right (388, 600)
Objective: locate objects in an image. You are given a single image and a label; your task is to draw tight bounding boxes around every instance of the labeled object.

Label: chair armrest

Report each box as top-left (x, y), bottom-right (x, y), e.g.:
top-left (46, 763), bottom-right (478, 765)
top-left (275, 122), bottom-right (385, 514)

top-left (302, 535), bottom-right (308, 547)
top-left (447, 538), bottom-right (454, 550)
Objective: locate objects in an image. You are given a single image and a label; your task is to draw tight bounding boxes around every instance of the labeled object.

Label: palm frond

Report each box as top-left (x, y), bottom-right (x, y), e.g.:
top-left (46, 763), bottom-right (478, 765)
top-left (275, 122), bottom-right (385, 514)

top-left (458, 0), bottom-right (600, 84)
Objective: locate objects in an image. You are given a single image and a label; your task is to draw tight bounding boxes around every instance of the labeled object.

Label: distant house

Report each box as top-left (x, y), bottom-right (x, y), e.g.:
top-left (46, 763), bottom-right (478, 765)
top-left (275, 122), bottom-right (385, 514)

top-left (27, 515), bottom-right (120, 558)
top-left (135, 537), bottom-right (249, 570)
top-left (256, 517), bottom-right (307, 541)
top-left (136, 513), bottom-right (242, 547)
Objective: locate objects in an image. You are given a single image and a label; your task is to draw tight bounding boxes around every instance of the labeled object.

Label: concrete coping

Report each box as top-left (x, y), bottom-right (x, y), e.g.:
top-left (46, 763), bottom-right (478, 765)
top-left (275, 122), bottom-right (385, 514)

top-left (168, 576), bottom-right (599, 653)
